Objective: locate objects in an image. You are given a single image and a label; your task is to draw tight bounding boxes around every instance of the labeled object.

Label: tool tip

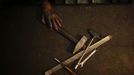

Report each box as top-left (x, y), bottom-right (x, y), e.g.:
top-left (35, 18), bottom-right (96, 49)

top-left (75, 65), bottom-right (79, 69)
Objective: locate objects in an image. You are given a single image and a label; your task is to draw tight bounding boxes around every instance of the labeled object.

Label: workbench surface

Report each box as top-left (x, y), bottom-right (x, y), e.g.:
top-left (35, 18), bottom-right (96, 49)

top-left (1, 3), bottom-right (134, 75)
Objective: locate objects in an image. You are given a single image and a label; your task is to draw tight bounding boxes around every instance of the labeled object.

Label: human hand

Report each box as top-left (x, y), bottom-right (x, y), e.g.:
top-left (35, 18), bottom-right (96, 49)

top-left (42, 10), bottom-right (63, 30)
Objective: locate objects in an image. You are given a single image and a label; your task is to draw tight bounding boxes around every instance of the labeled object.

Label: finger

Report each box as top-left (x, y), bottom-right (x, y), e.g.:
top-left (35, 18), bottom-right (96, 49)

top-left (52, 18), bottom-right (58, 30)
top-left (56, 15), bottom-right (63, 23)
top-left (55, 18), bottom-right (62, 27)
top-left (48, 18), bottom-right (53, 30)
top-left (41, 15), bottom-right (46, 24)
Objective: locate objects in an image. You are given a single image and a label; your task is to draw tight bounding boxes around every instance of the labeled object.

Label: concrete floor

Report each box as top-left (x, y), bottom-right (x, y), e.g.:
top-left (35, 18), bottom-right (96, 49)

top-left (1, 2), bottom-right (134, 75)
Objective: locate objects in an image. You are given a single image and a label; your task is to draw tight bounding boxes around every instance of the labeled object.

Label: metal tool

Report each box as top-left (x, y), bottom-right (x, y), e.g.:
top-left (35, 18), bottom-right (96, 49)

top-left (87, 29), bottom-right (101, 39)
top-left (75, 29), bottom-right (101, 69)
top-left (45, 35), bottom-right (112, 75)
top-left (75, 37), bottom-right (94, 69)
top-left (80, 49), bottom-right (97, 67)
top-left (57, 28), bottom-right (88, 50)
top-left (54, 58), bottom-right (76, 75)
top-left (58, 28), bottom-right (88, 54)
top-left (73, 35), bottom-right (88, 54)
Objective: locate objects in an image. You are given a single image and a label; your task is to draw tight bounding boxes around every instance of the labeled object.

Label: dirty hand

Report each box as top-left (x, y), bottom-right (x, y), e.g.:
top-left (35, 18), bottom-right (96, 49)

top-left (41, 1), bottom-right (63, 30)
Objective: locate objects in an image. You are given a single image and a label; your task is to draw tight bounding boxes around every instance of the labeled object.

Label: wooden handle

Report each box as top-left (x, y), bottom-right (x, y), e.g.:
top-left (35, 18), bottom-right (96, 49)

top-left (54, 58), bottom-right (76, 75)
top-left (64, 65), bottom-right (76, 75)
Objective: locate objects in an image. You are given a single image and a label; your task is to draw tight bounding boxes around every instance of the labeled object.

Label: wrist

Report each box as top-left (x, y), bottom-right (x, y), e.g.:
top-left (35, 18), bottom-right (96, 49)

top-left (42, 1), bottom-right (53, 12)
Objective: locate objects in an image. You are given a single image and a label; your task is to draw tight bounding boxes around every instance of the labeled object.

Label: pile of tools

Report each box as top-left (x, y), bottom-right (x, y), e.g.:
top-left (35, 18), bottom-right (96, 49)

top-left (45, 28), bottom-right (112, 75)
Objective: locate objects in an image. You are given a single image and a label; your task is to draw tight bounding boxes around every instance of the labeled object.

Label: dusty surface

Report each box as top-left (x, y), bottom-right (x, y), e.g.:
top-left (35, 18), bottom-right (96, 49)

top-left (1, 2), bottom-right (134, 75)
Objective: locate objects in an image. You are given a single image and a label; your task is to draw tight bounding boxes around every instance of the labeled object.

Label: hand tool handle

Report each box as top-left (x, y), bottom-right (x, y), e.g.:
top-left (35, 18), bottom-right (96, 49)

top-left (63, 65), bottom-right (76, 75)
top-left (54, 58), bottom-right (76, 75)
top-left (57, 28), bottom-right (78, 44)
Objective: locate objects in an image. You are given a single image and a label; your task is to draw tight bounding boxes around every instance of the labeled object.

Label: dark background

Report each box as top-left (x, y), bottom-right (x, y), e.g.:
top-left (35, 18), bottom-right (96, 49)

top-left (1, 0), bottom-right (134, 75)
